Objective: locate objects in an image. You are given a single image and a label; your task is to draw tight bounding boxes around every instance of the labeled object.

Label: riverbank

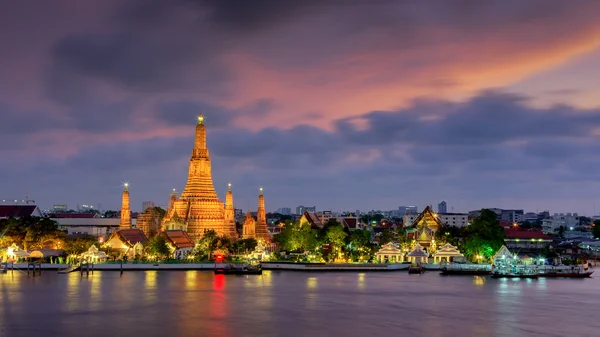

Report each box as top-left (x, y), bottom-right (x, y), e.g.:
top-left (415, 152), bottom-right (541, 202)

top-left (3, 262), bottom-right (433, 272)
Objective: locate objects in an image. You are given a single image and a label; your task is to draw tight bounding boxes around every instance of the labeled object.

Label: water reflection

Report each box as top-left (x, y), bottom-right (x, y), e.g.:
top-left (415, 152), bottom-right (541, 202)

top-left (65, 272), bottom-right (80, 312)
top-left (185, 270), bottom-right (197, 290)
top-left (89, 273), bottom-right (101, 311)
top-left (145, 271), bottom-right (157, 303)
top-left (3, 271), bottom-right (600, 337)
top-left (473, 276), bottom-right (485, 287)
top-left (357, 273), bottom-right (365, 290)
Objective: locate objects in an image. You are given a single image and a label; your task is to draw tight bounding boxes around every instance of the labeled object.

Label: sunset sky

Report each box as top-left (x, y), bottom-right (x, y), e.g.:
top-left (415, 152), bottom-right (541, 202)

top-left (2, 0), bottom-right (600, 214)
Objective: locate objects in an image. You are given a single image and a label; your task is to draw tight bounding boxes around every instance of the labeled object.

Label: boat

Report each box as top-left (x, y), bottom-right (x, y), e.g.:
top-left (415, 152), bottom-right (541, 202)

top-left (408, 265), bottom-right (423, 274)
top-left (440, 263), bottom-right (491, 276)
top-left (538, 266), bottom-right (594, 278)
top-left (214, 262), bottom-right (262, 275)
top-left (491, 272), bottom-right (539, 279)
top-left (491, 266), bottom-right (539, 279)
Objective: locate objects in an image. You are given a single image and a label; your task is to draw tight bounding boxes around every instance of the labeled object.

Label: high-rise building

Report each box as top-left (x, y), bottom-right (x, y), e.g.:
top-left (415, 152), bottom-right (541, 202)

top-left (438, 201), bottom-right (447, 214)
top-left (398, 206), bottom-right (418, 216)
top-left (277, 207), bottom-right (292, 215)
top-left (296, 205), bottom-right (316, 215)
top-left (53, 205), bottom-right (68, 212)
top-left (161, 115), bottom-right (236, 239)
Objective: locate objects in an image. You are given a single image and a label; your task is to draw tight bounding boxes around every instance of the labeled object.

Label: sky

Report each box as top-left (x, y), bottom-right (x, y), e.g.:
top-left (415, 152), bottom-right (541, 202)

top-left (2, 0), bottom-right (600, 215)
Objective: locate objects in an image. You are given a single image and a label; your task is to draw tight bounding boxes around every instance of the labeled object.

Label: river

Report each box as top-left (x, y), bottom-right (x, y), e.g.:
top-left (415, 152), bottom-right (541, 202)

top-left (1, 270), bottom-right (598, 337)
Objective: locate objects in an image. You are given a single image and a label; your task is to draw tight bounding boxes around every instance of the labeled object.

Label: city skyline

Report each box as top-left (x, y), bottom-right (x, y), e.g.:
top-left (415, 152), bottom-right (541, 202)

top-left (2, 1), bottom-right (600, 215)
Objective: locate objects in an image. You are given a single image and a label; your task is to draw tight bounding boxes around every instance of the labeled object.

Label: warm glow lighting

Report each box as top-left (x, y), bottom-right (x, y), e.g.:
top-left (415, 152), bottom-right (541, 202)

top-left (198, 114), bottom-right (204, 123)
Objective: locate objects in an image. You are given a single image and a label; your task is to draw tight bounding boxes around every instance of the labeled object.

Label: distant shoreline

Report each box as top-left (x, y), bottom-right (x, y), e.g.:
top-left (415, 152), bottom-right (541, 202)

top-left (3, 262), bottom-right (439, 272)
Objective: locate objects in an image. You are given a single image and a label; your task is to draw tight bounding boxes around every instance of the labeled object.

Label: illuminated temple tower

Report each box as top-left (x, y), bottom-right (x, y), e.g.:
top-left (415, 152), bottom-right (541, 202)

top-left (161, 115), bottom-right (236, 239)
top-left (224, 184), bottom-right (236, 230)
top-left (119, 183), bottom-right (131, 230)
top-left (242, 210), bottom-right (256, 239)
top-left (255, 188), bottom-right (271, 243)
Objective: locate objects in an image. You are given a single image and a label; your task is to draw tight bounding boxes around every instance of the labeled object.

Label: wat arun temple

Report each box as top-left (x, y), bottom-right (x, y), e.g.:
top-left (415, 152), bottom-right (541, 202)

top-left (132, 115), bottom-right (270, 242)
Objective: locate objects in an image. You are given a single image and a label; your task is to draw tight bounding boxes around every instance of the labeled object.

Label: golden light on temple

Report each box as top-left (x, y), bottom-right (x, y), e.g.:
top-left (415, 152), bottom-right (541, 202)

top-left (197, 114), bottom-right (204, 124)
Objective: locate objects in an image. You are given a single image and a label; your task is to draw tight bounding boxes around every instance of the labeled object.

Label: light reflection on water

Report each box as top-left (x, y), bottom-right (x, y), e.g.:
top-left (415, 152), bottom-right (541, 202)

top-left (1, 270), bottom-right (599, 337)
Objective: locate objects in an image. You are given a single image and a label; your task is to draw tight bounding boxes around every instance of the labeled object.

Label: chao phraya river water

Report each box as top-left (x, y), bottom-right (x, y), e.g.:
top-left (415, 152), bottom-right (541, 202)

top-left (1, 270), bottom-right (598, 337)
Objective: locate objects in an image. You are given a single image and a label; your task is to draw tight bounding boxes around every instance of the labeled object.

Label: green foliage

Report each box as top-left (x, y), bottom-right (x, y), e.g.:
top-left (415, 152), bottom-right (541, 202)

top-left (378, 229), bottom-right (395, 245)
top-left (145, 235), bottom-right (171, 260)
top-left (274, 221), bottom-right (320, 253)
top-left (192, 230), bottom-right (233, 260)
top-left (232, 238), bottom-right (258, 254)
top-left (463, 209), bottom-right (505, 261)
top-left (152, 207), bottom-right (167, 220)
top-left (0, 216), bottom-right (66, 250)
top-left (63, 235), bottom-right (99, 255)
top-left (593, 220), bottom-right (600, 239)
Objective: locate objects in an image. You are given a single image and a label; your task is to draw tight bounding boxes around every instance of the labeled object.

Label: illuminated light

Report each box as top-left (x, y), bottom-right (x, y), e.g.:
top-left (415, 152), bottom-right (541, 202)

top-left (198, 114), bottom-right (204, 124)
top-left (513, 223), bottom-right (518, 227)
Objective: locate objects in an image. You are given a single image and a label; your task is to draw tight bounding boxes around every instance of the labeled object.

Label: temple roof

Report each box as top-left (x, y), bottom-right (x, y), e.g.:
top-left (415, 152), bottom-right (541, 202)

top-left (300, 211), bottom-right (323, 228)
top-left (114, 229), bottom-right (148, 247)
top-left (407, 244), bottom-right (429, 257)
top-left (164, 230), bottom-right (195, 249)
top-left (409, 206), bottom-right (443, 231)
top-left (0, 205), bottom-right (37, 218)
top-left (376, 242), bottom-right (403, 255)
top-left (433, 243), bottom-right (464, 257)
top-left (492, 245), bottom-right (513, 261)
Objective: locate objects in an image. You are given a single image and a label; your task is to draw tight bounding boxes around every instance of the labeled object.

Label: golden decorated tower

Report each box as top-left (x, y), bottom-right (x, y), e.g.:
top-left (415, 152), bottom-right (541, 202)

top-left (119, 183), bottom-right (132, 230)
top-left (224, 183), bottom-right (236, 231)
top-left (242, 210), bottom-right (256, 239)
top-left (161, 115), bottom-right (236, 239)
top-left (255, 187), bottom-right (271, 242)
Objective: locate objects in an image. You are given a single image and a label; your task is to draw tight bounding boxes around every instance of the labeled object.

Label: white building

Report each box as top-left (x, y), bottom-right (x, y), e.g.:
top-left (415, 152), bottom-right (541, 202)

top-left (542, 213), bottom-right (580, 233)
top-left (55, 218), bottom-right (135, 237)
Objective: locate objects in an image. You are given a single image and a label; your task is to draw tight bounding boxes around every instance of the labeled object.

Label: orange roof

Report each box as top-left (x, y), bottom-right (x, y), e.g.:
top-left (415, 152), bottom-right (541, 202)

top-left (117, 229), bottom-right (148, 246)
top-left (164, 230), bottom-right (195, 249)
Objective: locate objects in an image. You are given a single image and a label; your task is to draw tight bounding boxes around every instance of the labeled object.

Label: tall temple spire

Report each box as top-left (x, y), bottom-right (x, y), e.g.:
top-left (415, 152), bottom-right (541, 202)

top-left (161, 115), bottom-right (236, 239)
top-left (224, 183), bottom-right (235, 230)
top-left (182, 114), bottom-right (218, 199)
top-left (119, 182), bottom-right (131, 230)
top-left (255, 187), bottom-right (270, 242)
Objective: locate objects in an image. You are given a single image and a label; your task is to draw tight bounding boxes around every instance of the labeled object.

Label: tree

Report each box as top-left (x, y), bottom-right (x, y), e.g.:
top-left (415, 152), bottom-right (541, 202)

top-left (274, 221), bottom-right (320, 253)
top-left (152, 207), bottom-right (166, 220)
top-left (145, 235), bottom-right (171, 260)
top-left (347, 229), bottom-right (374, 262)
top-left (63, 235), bottom-right (99, 255)
top-left (593, 220), bottom-right (600, 239)
top-left (463, 209), bottom-right (505, 261)
top-left (378, 229), bottom-right (395, 245)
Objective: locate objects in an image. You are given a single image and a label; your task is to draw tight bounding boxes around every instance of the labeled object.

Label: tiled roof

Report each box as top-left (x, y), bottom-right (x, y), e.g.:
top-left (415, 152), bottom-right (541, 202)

top-left (117, 229), bottom-right (148, 246)
top-left (164, 230), bottom-right (195, 249)
top-left (0, 205), bottom-right (37, 218)
top-left (504, 228), bottom-right (552, 240)
top-left (342, 218), bottom-right (358, 229)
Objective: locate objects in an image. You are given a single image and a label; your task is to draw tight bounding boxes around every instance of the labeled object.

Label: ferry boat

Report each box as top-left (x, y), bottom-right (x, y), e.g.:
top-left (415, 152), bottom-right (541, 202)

top-left (440, 263), bottom-right (492, 276)
top-left (491, 266), bottom-right (539, 279)
top-left (538, 266), bottom-right (593, 278)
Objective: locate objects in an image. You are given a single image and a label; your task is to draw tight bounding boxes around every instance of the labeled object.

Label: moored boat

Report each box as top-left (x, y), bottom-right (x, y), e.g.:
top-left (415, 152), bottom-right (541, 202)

top-left (408, 265), bottom-right (423, 274)
top-left (440, 263), bottom-right (492, 276)
top-left (214, 262), bottom-right (262, 275)
top-left (538, 266), bottom-right (593, 278)
top-left (491, 272), bottom-right (539, 279)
